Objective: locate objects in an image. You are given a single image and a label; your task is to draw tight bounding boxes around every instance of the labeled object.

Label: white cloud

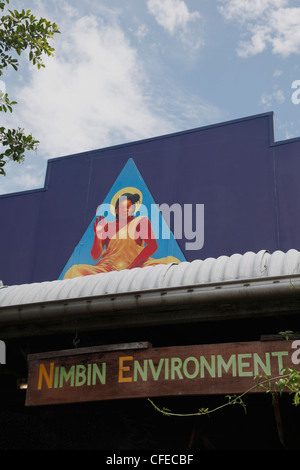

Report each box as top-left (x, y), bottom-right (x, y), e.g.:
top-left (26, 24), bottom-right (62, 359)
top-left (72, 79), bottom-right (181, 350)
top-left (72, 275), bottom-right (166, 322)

top-left (11, 170), bottom-right (42, 190)
top-left (274, 89), bottom-right (285, 103)
top-left (147, 0), bottom-right (202, 48)
top-left (135, 24), bottom-right (149, 42)
top-left (218, 0), bottom-right (300, 57)
top-left (261, 89), bottom-right (285, 107)
top-left (0, 0), bottom-right (224, 194)
top-left (1, 3), bottom-right (221, 164)
top-left (147, 0), bottom-right (200, 34)
top-left (218, 0), bottom-right (288, 22)
top-left (270, 7), bottom-right (300, 56)
top-left (237, 25), bottom-right (270, 57)
top-left (0, 156), bottom-right (46, 194)
top-left (0, 80), bottom-right (5, 94)
top-left (6, 14), bottom-right (174, 159)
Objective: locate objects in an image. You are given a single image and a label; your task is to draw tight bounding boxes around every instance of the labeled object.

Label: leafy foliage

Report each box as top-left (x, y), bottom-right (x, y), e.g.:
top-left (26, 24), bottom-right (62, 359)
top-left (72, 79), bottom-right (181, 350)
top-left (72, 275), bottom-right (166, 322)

top-left (0, 0), bottom-right (60, 175)
top-left (148, 367), bottom-right (300, 418)
top-left (271, 367), bottom-right (300, 407)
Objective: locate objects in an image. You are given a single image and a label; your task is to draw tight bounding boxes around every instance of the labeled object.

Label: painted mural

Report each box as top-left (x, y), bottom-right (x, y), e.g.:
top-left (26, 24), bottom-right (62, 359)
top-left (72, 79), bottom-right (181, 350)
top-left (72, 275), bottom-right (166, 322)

top-left (59, 159), bottom-right (186, 280)
top-left (3, 113), bottom-right (294, 287)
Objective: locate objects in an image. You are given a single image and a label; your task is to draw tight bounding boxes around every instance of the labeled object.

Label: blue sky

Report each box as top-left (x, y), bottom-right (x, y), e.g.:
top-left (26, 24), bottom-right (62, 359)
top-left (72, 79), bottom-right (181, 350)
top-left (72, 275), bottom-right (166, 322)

top-left (1, 0), bottom-right (300, 195)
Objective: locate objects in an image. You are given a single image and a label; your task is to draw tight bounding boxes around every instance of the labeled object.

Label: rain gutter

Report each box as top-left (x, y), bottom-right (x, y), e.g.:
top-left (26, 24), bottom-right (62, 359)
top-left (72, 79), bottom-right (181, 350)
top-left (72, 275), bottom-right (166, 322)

top-left (0, 274), bottom-right (299, 338)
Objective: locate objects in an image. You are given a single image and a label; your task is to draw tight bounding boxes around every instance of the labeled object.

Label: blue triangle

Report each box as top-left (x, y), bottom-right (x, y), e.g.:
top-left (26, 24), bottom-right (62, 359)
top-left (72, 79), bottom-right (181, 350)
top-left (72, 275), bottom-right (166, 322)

top-left (59, 158), bottom-right (186, 279)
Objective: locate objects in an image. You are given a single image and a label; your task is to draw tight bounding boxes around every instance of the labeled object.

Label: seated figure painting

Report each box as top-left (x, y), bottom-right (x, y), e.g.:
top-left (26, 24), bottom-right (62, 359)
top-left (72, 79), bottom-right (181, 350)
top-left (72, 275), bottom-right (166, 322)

top-left (63, 188), bottom-right (181, 279)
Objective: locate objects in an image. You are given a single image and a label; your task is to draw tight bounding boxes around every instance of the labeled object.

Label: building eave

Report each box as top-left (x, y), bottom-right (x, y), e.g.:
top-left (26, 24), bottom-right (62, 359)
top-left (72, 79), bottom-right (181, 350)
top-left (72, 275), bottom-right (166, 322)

top-left (1, 249), bottom-right (300, 338)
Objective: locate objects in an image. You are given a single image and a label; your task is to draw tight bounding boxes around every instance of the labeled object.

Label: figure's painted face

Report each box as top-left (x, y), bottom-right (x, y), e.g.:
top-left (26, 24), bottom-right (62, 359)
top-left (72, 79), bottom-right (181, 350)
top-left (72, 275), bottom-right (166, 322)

top-left (116, 199), bottom-right (134, 218)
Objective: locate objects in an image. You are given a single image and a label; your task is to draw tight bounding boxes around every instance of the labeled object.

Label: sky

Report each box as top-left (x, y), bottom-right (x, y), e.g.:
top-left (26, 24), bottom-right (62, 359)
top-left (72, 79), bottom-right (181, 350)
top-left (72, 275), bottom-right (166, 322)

top-left (1, 0), bottom-right (300, 195)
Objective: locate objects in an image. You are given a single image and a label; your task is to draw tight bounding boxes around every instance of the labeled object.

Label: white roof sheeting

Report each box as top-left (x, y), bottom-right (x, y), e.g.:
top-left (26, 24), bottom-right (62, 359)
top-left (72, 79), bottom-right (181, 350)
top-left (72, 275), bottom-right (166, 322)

top-left (1, 249), bottom-right (300, 308)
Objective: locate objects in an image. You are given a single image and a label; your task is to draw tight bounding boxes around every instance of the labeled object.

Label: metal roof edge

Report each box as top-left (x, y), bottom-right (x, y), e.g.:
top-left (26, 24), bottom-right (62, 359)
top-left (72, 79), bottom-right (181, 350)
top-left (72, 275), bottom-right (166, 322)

top-left (2, 248), bottom-right (300, 308)
top-left (0, 273), bottom-right (299, 339)
top-left (1, 248), bottom-right (300, 338)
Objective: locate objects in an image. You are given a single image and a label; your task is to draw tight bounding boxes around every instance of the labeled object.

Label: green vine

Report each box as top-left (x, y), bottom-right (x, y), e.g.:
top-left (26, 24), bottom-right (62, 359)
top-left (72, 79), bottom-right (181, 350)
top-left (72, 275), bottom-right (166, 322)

top-left (148, 367), bottom-right (300, 418)
top-left (278, 330), bottom-right (300, 340)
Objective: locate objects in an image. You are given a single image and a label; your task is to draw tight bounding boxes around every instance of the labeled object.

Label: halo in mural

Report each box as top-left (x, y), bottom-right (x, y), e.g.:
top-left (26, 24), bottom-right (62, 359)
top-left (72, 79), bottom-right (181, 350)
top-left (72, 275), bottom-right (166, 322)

top-left (110, 186), bottom-right (143, 216)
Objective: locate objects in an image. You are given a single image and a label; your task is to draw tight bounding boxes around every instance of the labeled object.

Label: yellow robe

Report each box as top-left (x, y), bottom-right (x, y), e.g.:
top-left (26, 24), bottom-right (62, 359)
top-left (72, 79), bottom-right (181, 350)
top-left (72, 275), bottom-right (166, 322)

top-left (63, 216), bottom-right (180, 279)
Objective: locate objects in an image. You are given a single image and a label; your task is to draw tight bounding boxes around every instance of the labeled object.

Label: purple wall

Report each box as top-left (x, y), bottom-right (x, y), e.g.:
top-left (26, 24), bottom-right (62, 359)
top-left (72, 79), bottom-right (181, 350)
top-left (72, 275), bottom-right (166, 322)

top-left (1, 112), bottom-right (299, 286)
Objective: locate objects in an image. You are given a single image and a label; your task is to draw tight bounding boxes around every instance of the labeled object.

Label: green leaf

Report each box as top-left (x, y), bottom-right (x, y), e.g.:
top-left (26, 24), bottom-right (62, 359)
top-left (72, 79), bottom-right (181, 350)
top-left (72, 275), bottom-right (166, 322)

top-left (0, 0), bottom-right (59, 176)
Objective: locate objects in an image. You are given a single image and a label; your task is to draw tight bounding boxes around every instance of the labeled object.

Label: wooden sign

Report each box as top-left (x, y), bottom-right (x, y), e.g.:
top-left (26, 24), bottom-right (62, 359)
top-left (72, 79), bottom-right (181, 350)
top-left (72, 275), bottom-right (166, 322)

top-left (25, 339), bottom-right (300, 406)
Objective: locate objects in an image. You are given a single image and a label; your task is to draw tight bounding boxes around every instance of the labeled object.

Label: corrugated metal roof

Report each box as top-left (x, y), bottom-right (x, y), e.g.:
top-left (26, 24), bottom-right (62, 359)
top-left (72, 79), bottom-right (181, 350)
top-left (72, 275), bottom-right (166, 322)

top-left (1, 249), bottom-right (300, 308)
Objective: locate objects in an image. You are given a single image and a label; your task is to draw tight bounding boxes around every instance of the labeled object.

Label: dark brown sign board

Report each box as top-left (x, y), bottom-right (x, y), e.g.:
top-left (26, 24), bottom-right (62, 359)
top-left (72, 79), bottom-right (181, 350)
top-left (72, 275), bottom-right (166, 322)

top-left (26, 339), bottom-right (300, 406)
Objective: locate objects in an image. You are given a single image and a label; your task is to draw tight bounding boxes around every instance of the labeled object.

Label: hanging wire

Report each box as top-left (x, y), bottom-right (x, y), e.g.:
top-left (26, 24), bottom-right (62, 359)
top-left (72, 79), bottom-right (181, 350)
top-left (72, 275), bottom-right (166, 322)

top-left (73, 331), bottom-right (80, 348)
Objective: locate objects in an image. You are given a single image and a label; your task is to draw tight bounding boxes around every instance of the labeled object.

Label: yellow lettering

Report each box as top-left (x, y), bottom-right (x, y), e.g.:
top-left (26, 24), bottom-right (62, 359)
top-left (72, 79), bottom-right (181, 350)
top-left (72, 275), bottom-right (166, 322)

top-left (38, 362), bottom-right (54, 390)
top-left (118, 356), bottom-right (133, 383)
